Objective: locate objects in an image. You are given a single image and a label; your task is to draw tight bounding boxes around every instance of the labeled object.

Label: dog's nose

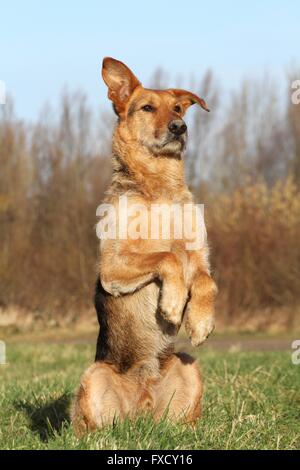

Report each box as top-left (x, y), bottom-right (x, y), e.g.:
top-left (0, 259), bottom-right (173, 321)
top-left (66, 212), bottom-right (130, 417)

top-left (168, 120), bottom-right (187, 136)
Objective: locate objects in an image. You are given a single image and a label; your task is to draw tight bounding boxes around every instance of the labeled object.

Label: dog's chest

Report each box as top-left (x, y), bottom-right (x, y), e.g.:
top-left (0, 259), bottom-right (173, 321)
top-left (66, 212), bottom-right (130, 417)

top-left (135, 282), bottom-right (180, 354)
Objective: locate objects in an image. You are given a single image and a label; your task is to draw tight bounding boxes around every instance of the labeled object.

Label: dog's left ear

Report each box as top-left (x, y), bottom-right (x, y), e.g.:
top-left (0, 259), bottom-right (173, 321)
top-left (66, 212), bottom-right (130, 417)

top-left (167, 89), bottom-right (210, 112)
top-left (102, 57), bottom-right (141, 115)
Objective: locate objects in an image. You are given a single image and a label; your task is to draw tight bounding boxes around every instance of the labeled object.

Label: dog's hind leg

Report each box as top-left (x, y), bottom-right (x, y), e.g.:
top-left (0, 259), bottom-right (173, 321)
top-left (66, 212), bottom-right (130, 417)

top-left (153, 353), bottom-right (203, 425)
top-left (71, 362), bottom-right (138, 435)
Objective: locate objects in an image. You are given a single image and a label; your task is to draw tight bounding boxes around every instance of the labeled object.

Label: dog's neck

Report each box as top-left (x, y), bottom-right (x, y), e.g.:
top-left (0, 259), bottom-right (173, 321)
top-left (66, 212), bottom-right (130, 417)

top-left (111, 129), bottom-right (188, 200)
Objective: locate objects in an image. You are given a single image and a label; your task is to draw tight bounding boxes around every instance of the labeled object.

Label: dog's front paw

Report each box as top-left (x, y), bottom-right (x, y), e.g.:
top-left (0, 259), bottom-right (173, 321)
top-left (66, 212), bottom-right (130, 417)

top-left (160, 283), bottom-right (188, 326)
top-left (185, 315), bottom-right (215, 346)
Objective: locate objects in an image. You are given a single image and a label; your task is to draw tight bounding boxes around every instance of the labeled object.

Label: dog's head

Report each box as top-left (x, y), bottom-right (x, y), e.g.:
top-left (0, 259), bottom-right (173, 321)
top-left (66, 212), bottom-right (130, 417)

top-left (102, 57), bottom-right (209, 158)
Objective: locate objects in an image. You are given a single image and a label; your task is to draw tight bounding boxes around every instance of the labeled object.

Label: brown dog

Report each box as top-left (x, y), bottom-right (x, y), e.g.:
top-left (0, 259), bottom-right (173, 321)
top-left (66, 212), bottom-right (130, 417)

top-left (72, 58), bottom-right (217, 434)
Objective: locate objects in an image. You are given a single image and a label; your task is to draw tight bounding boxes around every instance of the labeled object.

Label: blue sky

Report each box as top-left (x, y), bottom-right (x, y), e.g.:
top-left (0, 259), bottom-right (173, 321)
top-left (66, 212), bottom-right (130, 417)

top-left (1, 0), bottom-right (299, 120)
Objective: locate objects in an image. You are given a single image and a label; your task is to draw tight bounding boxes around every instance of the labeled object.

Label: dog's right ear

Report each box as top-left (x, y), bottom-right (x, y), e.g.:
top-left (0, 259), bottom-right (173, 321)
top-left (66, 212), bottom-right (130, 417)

top-left (102, 57), bottom-right (141, 115)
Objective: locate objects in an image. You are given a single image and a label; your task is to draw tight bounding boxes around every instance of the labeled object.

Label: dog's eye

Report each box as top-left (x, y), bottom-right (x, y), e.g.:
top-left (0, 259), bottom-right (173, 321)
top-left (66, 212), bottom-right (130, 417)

top-left (141, 105), bottom-right (155, 112)
top-left (174, 105), bottom-right (181, 113)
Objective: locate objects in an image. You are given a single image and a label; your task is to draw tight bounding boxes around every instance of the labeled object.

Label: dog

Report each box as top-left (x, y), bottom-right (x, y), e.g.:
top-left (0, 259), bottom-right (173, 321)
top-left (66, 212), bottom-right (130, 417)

top-left (71, 58), bottom-right (217, 434)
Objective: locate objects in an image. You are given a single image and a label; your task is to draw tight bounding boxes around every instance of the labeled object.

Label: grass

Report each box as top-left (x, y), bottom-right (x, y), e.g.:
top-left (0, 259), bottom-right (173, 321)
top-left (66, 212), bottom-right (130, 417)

top-left (0, 341), bottom-right (299, 450)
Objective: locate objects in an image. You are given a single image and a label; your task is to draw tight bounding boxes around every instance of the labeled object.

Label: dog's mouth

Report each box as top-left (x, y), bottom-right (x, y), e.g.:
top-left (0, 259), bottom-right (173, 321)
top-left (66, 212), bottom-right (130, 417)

top-left (140, 130), bottom-right (187, 157)
top-left (163, 135), bottom-right (185, 147)
top-left (151, 134), bottom-right (186, 156)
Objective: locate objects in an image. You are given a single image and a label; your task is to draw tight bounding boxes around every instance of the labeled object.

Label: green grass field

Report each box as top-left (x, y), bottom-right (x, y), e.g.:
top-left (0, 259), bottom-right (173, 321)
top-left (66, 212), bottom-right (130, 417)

top-left (0, 341), bottom-right (299, 450)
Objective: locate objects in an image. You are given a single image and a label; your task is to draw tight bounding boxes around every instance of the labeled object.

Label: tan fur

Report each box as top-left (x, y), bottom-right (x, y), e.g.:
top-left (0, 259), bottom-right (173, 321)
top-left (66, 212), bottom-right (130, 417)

top-left (72, 58), bottom-right (217, 433)
top-left (72, 353), bottom-right (203, 435)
